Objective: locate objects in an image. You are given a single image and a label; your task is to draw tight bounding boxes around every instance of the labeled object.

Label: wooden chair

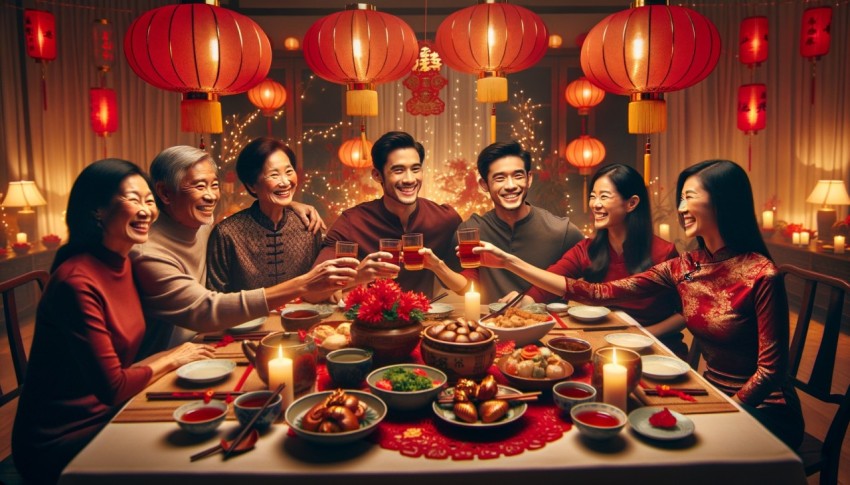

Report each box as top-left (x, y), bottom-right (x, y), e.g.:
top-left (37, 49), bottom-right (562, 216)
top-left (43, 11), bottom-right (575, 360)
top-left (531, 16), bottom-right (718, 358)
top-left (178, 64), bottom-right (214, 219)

top-left (0, 270), bottom-right (49, 407)
top-left (779, 264), bottom-right (850, 485)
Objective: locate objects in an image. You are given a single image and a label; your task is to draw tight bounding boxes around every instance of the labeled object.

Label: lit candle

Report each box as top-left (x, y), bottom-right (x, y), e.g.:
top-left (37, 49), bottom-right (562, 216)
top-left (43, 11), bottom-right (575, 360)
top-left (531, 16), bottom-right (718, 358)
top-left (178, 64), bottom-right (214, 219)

top-left (792, 232), bottom-right (800, 245)
top-left (465, 283), bottom-right (481, 322)
top-left (603, 348), bottom-right (628, 412)
top-left (800, 232), bottom-right (810, 246)
top-left (835, 236), bottom-right (846, 254)
top-left (268, 345), bottom-right (294, 408)
top-left (761, 210), bottom-right (774, 230)
top-left (16, 233), bottom-right (27, 244)
top-left (658, 223), bottom-right (670, 241)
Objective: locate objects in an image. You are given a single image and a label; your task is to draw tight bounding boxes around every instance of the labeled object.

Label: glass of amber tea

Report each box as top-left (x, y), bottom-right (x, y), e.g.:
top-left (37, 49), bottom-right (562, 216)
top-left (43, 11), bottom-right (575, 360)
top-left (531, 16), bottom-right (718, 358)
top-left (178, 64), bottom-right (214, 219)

top-left (335, 241), bottom-right (359, 269)
top-left (401, 233), bottom-right (424, 271)
top-left (457, 227), bottom-right (481, 268)
top-left (379, 238), bottom-right (401, 265)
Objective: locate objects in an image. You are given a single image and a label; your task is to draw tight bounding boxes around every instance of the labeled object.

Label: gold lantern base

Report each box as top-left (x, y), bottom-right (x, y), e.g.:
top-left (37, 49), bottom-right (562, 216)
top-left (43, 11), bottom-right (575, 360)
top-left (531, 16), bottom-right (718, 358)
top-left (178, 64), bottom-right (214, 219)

top-left (628, 94), bottom-right (666, 134)
top-left (477, 74), bottom-right (507, 103)
top-left (346, 86), bottom-right (378, 117)
top-left (181, 93), bottom-right (223, 134)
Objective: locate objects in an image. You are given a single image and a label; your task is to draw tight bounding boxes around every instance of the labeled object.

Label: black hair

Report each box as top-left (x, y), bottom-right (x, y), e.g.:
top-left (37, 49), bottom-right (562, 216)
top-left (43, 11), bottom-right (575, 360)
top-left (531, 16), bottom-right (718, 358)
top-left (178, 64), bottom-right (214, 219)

top-left (370, 131), bottom-right (425, 173)
top-left (476, 140), bottom-right (532, 181)
top-left (236, 137), bottom-right (297, 198)
top-left (52, 159), bottom-right (150, 272)
top-left (584, 164), bottom-right (654, 281)
top-left (676, 159), bottom-right (771, 260)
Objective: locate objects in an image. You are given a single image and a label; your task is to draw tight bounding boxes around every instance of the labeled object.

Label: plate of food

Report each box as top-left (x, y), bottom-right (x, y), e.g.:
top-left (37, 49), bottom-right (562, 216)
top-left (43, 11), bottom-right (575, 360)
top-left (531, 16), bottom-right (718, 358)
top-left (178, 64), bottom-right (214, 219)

top-left (496, 345), bottom-right (573, 391)
top-left (278, 303), bottom-right (335, 319)
top-left (425, 303), bottom-right (454, 319)
top-left (480, 307), bottom-right (556, 346)
top-left (228, 316), bottom-right (267, 334)
top-left (176, 359), bottom-right (236, 384)
top-left (432, 383), bottom-right (527, 428)
top-left (567, 305), bottom-right (611, 323)
top-left (285, 389), bottom-right (386, 445)
top-left (628, 406), bottom-right (695, 440)
top-left (640, 355), bottom-right (690, 380)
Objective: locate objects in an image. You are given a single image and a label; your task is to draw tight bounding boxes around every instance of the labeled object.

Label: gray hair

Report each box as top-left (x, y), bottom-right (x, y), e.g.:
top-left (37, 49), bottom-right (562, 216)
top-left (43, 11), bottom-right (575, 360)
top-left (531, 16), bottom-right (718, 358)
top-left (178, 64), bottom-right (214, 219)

top-left (149, 146), bottom-right (216, 208)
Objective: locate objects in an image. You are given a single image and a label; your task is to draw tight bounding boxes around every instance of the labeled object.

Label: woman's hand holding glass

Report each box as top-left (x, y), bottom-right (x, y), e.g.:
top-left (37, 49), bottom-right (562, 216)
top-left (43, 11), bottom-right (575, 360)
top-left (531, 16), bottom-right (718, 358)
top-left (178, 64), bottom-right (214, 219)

top-left (354, 252), bottom-right (400, 284)
top-left (469, 241), bottom-right (513, 268)
top-left (304, 258), bottom-right (359, 292)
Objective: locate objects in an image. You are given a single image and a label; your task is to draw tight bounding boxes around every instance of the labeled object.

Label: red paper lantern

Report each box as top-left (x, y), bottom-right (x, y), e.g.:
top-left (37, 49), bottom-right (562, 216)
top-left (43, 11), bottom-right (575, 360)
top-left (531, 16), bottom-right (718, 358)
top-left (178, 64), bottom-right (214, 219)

top-left (89, 88), bottom-right (118, 136)
top-left (303, 4), bottom-right (418, 117)
top-left (737, 84), bottom-right (766, 134)
top-left (435, 1), bottom-right (548, 104)
top-left (800, 7), bottom-right (831, 59)
top-left (248, 79), bottom-right (287, 116)
top-left (565, 135), bottom-right (606, 213)
top-left (565, 77), bottom-right (605, 115)
top-left (124, 4), bottom-right (272, 134)
top-left (580, 4), bottom-right (720, 134)
top-left (93, 18), bottom-right (116, 73)
top-left (739, 16), bottom-right (768, 67)
top-left (23, 9), bottom-right (56, 62)
top-left (338, 137), bottom-right (374, 169)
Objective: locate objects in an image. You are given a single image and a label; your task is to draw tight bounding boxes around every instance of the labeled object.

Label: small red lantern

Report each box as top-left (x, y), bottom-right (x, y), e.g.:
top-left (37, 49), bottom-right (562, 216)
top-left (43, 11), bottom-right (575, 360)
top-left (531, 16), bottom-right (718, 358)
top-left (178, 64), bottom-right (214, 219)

top-left (739, 16), bottom-right (768, 67)
top-left (564, 135), bottom-right (606, 212)
top-left (92, 19), bottom-right (116, 74)
top-left (247, 78), bottom-right (287, 135)
top-left (338, 137), bottom-right (373, 169)
top-left (737, 84), bottom-right (766, 171)
top-left (23, 9), bottom-right (56, 110)
top-left (565, 77), bottom-right (605, 115)
top-left (90, 88), bottom-right (118, 136)
top-left (800, 6), bottom-right (831, 105)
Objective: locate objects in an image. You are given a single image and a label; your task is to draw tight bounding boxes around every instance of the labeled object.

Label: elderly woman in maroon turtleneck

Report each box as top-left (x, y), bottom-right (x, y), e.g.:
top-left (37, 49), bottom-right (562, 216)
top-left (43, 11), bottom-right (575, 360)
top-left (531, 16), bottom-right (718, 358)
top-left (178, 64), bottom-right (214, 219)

top-left (13, 159), bottom-right (213, 484)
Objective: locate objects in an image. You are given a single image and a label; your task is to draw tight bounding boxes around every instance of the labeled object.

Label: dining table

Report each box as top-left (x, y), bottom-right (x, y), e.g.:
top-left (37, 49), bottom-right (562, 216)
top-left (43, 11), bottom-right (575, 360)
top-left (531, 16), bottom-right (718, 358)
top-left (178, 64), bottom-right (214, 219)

top-left (59, 300), bottom-right (806, 485)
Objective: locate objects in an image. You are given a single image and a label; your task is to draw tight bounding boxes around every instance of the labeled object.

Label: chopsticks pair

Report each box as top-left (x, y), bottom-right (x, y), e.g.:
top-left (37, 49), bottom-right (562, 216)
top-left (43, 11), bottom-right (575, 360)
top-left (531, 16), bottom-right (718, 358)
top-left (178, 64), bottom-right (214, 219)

top-left (202, 331), bottom-right (269, 342)
top-left (190, 383), bottom-right (285, 462)
top-left (479, 288), bottom-right (530, 321)
top-left (436, 391), bottom-right (540, 405)
top-left (147, 391), bottom-right (246, 401)
top-left (643, 387), bottom-right (707, 396)
top-left (429, 292), bottom-right (448, 304)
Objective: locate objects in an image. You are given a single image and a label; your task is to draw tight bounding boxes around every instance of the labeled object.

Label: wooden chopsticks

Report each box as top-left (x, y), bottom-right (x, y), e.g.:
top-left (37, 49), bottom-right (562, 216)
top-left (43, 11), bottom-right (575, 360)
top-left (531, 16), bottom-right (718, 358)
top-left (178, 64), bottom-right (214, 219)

top-left (202, 331), bottom-right (269, 342)
top-left (644, 387), bottom-right (708, 396)
top-left (436, 391), bottom-right (540, 405)
top-left (147, 391), bottom-right (246, 401)
top-left (479, 288), bottom-right (530, 322)
top-left (429, 292), bottom-right (448, 304)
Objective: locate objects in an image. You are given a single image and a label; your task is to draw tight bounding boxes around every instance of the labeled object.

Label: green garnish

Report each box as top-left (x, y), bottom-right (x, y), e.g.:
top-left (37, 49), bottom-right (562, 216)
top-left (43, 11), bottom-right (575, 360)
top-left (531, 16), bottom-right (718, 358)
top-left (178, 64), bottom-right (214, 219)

top-left (383, 367), bottom-right (433, 392)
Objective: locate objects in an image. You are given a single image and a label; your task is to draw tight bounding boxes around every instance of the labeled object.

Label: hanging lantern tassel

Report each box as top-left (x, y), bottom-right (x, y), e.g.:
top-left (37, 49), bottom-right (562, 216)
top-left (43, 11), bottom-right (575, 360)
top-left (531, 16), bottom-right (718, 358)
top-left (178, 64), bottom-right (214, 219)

top-left (360, 122), bottom-right (370, 163)
top-left (489, 106), bottom-right (497, 144)
top-left (747, 133), bottom-right (753, 172)
top-left (629, 93), bottom-right (667, 135)
top-left (181, 93), bottom-right (223, 134)
top-left (347, 84), bottom-right (378, 117)
top-left (643, 139), bottom-right (652, 186)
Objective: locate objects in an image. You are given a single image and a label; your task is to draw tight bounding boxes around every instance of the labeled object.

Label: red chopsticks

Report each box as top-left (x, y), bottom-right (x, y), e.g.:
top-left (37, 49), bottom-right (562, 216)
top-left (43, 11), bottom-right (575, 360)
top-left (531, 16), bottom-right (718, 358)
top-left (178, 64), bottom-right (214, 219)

top-left (146, 391), bottom-right (246, 401)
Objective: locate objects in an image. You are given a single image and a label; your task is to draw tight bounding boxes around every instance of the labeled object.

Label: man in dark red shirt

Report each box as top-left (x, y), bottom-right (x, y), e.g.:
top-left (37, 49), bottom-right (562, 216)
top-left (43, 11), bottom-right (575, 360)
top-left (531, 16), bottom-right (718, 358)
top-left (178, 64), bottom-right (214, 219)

top-left (313, 131), bottom-right (461, 297)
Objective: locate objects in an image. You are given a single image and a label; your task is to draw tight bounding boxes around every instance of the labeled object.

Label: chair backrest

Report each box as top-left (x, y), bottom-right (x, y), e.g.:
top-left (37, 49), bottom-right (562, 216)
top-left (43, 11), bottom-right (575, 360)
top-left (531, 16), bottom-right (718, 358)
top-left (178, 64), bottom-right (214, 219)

top-left (0, 270), bottom-right (49, 407)
top-left (778, 264), bottom-right (850, 483)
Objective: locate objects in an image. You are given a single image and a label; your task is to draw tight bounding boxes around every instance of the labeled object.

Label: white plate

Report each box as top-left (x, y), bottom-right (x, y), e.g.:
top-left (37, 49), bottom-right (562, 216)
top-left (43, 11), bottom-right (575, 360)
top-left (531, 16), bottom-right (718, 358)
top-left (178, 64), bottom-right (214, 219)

top-left (604, 333), bottom-right (654, 352)
top-left (567, 305), bottom-right (611, 322)
top-left (425, 303), bottom-right (454, 319)
top-left (640, 355), bottom-right (690, 380)
top-left (629, 407), bottom-right (695, 440)
top-left (176, 359), bottom-right (236, 384)
top-left (228, 316), bottom-right (266, 334)
top-left (281, 303), bottom-right (334, 319)
top-left (286, 390), bottom-right (386, 445)
top-left (432, 385), bottom-right (527, 428)
top-left (546, 302), bottom-right (569, 315)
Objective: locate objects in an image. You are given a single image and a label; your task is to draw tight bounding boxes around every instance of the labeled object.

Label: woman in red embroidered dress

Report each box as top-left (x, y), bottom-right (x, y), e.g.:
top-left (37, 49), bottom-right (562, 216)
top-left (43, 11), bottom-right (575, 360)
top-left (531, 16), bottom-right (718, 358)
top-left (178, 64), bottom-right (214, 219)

top-left (477, 160), bottom-right (804, 448)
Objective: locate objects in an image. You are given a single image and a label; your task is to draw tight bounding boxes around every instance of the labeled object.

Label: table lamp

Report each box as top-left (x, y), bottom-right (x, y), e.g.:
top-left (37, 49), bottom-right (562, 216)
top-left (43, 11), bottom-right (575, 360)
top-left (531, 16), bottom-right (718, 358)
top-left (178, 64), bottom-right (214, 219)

top-left (806, 180), bottom-right (850, 242)
top-left (1, 181), bottom-right (47, 242)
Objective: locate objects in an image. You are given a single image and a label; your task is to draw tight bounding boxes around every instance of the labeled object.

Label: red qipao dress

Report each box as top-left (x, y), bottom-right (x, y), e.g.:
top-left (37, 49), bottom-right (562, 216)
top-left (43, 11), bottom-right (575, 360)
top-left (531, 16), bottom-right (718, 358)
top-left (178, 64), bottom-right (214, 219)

top-left (562, 247), bottom-right (804, 448)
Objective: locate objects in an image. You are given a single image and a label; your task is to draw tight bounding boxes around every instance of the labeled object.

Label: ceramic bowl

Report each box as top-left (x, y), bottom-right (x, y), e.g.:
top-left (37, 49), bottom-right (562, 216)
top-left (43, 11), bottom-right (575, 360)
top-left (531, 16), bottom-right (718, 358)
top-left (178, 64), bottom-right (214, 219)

top-left (570, 402), bottom-right (627, 440)
top-left (546, 302), bottom-right (570, 315)
top-left (479, 317), bottom-right (555, 347)
top-left (326, 348), bottom-right (373, 388)
top-left (280, 308), bottom-right (322, 331)
top-left (545, 336), bottom-right (593, 367)
top-left (233, 391), bottom-right (283, 431)
top-left (285, 390), bottom-right (386, 445)
top-left (497, 355), bottom-right (574, 392)
top-left (552, 381), bottom-right (597, 414)
top-left (366, 364), bottom-right (447, 411)
top-left (604, 333), bottom-right (654, 353)
top-left (420, 330), bottom-right (497, 382)
top-left (173, 399), bottom-right (228, 435)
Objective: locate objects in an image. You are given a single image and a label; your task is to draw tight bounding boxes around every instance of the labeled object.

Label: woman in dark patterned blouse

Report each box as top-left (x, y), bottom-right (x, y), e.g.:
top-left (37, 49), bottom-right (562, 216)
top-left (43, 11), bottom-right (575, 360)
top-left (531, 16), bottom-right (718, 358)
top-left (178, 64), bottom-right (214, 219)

top-left (207, 138), bottom-right (322, 292)
top-left (477, 160), bottom-right (804, 448)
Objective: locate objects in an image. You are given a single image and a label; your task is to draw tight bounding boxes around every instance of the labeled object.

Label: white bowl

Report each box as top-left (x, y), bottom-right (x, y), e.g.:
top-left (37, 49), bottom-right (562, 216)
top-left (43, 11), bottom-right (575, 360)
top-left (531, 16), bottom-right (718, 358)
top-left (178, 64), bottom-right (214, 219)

top-left (176, 359), bottom-right (236, 384)
top-left (424, 303), bottom-right (454, 319)
top-left (285, 390), bottom-right (386, 445)
top-left (479, 317), bottom-right (555, 346)
top-left (570, 402), bottom-right (627, 440)
top-left (366, 364), bottom-right (447, 411)
top-left (173, 399), bottom-right (228, 435)
top-left (567, 305), bottom-right (611, 323)
top-left (546, 302), bottom-right (569, 315)
top-left (640, 355), bottom-right (690, 380)
top-left (604, 333), bottom-right (654, 352)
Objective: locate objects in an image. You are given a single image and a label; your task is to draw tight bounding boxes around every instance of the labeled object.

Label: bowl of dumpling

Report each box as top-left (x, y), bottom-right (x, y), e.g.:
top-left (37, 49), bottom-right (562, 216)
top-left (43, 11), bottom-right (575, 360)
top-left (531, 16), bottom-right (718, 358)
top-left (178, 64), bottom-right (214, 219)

top-left (497, 344), bottom-right (573, 391)
top-left (308, 321), bottom-right (352, 360)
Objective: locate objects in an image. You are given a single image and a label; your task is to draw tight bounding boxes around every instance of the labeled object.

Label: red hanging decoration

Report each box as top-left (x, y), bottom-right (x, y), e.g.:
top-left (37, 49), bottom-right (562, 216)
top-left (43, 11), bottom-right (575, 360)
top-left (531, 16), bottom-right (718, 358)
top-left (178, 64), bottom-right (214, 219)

top-left (23, 9), bottom-right (56, 111)
top-left (800, 6), bottom-right (831, 105)
top-left (737, 84), bottom-right (766, 171)
top-left (564, 135), bottom-right (606, 213)
top-left (124, 4), bottom-right (272, 135)
top-left (92, 19), bottom-right (116, 76)
top-left (739, 16), bottom-right (768, 67)
top-left (338, 136), bottom-right (373, 169)
top-left (564, 77), bottom-right (605, 115)
top-left (89, 88), bottom-right (118, 158)
top-left (247, 78), bottom-right (287, 136)
top-left (404, 41), bottom-right (447, 116)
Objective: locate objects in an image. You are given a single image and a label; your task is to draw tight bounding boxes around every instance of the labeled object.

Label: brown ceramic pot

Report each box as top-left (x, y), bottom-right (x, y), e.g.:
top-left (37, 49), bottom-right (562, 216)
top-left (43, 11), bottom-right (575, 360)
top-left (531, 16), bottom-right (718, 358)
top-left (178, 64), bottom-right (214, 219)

top-left (419, 330), bottom-right (497, 382)
top-left (349, 319), bottom-right (422, 364)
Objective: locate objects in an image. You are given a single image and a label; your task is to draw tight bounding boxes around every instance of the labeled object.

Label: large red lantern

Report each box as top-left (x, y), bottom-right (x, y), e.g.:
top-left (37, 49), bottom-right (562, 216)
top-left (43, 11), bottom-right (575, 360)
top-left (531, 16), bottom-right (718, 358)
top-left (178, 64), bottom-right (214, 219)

top-left (23, 9), bottom-right (56, 110)
top-left (92, 18), bottom-right (116, 74)
top-left (739, 16), bottom-right (768, 67)
top-left (565, 77), bottom-right (605, 115)
top-left (124, 4), bottom-right (272, 135)
top-left (247, 79), bottom-right (287, 136)
top-left (564, 135), bottom-right (606, 212)
top-left (737, 84), bottom-right (766, 171)
top-left (800, 6), bottom-right (831, 105)
top-left (338, 136), bottom-right (374, 169)
top-left (303, 4), bottom-right (418, 118)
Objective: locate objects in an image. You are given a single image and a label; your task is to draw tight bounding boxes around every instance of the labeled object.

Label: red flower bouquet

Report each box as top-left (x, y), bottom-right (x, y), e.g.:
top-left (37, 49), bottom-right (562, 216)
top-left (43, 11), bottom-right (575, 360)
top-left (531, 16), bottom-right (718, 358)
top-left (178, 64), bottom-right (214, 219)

top-left (344, 279), bottom-right (430, 325)
top-left (41, 234), bottom-right (61, 249)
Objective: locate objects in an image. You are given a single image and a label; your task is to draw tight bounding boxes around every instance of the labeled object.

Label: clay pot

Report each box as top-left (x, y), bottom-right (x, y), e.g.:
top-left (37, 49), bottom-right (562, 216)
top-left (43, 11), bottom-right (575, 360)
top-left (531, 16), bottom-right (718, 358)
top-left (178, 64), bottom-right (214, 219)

top-left (349, 320), bottom-right (421, 364)
top-left (242, 332), bottom-right (317, 394)
top-left (420, 330), bottom-right (497, 382)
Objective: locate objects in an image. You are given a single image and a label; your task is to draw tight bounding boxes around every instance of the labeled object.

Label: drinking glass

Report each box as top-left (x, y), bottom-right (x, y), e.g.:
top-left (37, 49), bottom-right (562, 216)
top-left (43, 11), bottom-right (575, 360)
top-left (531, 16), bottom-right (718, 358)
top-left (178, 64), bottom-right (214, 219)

top-left (379, 238), bottom-right (402, 265)
top-left (402, 233), bottom-right (424, 271)
top-left (457, 227), bottom-right (481, 268)
top-left (335, 241), bottom-right (359, 269)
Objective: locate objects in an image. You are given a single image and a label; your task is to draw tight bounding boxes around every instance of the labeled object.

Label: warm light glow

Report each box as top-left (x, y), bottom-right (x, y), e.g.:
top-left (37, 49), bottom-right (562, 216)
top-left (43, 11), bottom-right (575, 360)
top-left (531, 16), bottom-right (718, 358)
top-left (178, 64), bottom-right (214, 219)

top-left (209, 39), bottom-right (219, 63)
top-left (37, 26), bottom-right (45, 49)
top-left (278, 345), bottom-right (283, 359)
top-left (631, 36), bottom-right (645, 61)
top-left (352, 38), bottom-right (362, 60)
top-left (612, 348), bottom-right (618, 365)
top-left (283, 36), bottom-right (300, 51)
top-left (98, 99), bottom-right (109, 125)
top-left (548, 34), bottom-right (562, 48)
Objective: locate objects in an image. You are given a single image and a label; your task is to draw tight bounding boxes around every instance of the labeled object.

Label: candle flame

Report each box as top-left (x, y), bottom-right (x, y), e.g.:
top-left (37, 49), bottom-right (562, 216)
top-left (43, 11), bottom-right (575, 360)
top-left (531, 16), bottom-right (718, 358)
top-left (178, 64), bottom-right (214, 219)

top-left (470, 282), bottom-right (475, 293)
top-left (612, 348), bottom-right (618, 365)
top-left (278, 344), bottom-right (283, 359)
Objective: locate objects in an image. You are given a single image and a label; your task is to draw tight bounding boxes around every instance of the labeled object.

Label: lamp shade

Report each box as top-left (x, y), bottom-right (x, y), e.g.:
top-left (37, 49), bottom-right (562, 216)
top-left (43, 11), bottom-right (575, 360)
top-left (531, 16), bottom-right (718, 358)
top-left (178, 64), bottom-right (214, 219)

top-left (806, 180), bottom-right (850, 207)
top-left (737, 84), bottom-right (766, 133)
top-left (565, 76), bottom-right (605, 115)
top-left (1, 181), bottom-right (47, 208)
top-left (435, 1), bottom-right (548, 103)
top-left (92, 18), bottom-right (116, 73)
top-left (564, 135), bottom-right (606, 175)
top-left (23, 9), bottom-right (56, 62)
top-left (739, 16), bottom-right (768, 67)
top-left (338, 137), bottom-right (373, 169)
top-left (303, 4), bottom-right (418, 117)
top-left (580, 4), bottom-right (720, 134)
top-left (89, 88), bottom-right (119, 136)
top-left (800, 7), bottom-right (831, 59)
top-left (247, 79), bottom-right (287, 116)
top-left (124, 3), bottom-right (272, 133)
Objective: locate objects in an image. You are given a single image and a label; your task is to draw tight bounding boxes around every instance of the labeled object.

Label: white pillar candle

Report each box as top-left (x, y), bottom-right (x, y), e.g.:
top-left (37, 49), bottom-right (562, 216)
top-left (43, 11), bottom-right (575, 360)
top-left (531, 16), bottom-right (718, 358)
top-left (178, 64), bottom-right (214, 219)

top-left (761, 210), bottom-right (774, 230)
top-left (465, 283), bottom-right (481, 322)
top-left (16, 232), bottom-right (27, 244)
top-left (835, 236), bottom-right (846, 254)
top-left (268, 345), bottom-right (294, 408)
top-left (800, 232), bottom-right (810, 246)
top-left (658, 223), bottom-right (670, 241)
top-left (603, 349), bottom-right (628, 412)
top-left (792, 232), bottom-right (800, 245)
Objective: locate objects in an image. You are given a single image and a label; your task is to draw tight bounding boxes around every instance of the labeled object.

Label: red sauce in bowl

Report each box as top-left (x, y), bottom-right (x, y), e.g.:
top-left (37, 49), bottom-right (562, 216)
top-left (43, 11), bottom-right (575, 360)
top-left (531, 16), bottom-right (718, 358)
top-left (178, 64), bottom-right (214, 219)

top-left (181, 406), bottom-right (225, 422)
top-left (575, 410), bottom-right (621, 427)
top-left (559, 387), bottom-right (594, 398)
top-left (285, 310), bottom-right (318, 318)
